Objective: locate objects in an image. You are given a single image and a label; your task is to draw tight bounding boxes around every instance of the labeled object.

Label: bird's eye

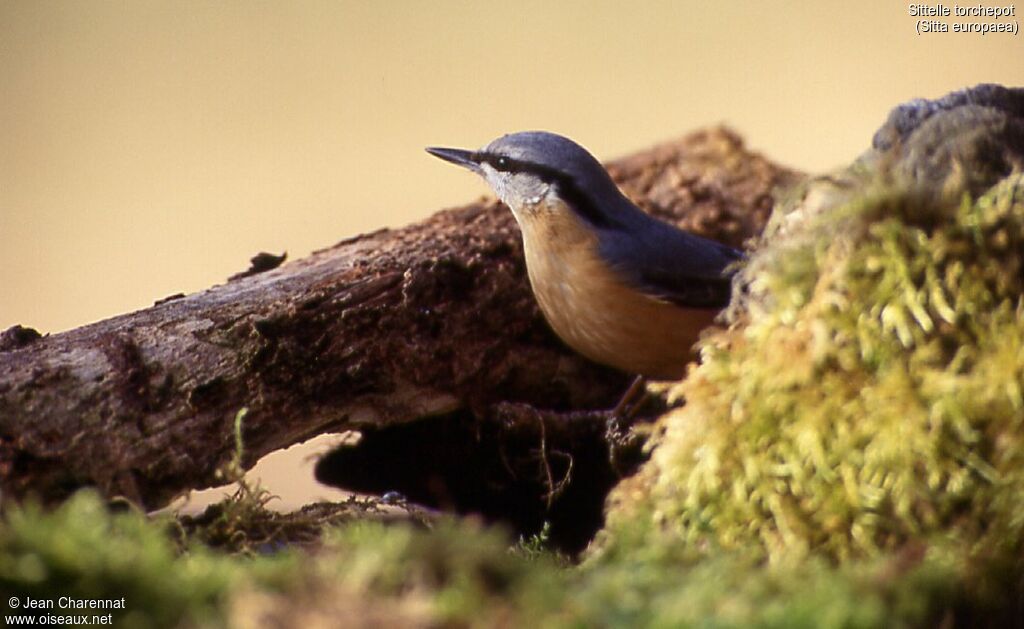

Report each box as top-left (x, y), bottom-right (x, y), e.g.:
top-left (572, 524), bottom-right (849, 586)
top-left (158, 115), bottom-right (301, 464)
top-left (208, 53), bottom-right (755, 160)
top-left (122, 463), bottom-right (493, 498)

top-left (495, 156), bottom-right (510, 170)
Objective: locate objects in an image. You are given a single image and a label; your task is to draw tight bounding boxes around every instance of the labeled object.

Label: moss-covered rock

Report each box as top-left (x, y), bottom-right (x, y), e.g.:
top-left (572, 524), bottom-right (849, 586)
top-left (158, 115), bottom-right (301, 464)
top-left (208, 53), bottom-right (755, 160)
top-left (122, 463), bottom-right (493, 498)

top-left (600, 84), bottom-right (1024, 621)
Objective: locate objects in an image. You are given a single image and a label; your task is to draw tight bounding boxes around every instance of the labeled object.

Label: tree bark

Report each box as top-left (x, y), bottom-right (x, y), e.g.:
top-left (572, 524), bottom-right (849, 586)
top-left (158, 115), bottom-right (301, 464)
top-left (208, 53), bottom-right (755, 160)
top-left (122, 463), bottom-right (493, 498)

top-left (0, 127), bottom-right (801, 509)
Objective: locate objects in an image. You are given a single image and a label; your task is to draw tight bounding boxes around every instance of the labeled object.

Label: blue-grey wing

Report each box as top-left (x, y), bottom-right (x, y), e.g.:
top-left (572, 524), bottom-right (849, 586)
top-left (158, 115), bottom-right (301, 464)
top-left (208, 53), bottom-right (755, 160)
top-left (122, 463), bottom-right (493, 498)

top-left (597, 220), bottom-right (743, 309)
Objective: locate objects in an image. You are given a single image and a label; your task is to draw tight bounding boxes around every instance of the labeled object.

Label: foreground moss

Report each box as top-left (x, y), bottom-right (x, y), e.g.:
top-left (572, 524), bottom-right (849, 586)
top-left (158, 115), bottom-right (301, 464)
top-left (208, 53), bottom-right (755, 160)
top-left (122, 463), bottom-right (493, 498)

top-left (0, 492), bottom-right (564, 627)
top-left (2, 490), bottom-right (1012, 628)
top-left (0, 492), bottom-right (298, 627)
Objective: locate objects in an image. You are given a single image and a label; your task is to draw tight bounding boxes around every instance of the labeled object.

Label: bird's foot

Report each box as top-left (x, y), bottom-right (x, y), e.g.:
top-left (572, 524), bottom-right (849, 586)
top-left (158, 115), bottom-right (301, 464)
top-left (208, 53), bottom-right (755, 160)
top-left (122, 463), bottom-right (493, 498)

top-left (604, 411), bottom-right (644, 475)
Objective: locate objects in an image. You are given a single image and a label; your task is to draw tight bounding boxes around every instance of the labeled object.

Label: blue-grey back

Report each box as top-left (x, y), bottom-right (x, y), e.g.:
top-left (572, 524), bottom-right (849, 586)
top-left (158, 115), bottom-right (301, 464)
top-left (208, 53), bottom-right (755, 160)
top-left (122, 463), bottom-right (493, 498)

top-left (596, 201), bottom-right (743, 309)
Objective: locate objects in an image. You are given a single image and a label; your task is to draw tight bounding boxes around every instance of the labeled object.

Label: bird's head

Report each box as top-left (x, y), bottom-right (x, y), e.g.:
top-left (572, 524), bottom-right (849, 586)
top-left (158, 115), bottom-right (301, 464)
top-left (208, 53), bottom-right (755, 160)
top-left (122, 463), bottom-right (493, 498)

top-left (427, 131), bottom-right (624, 227)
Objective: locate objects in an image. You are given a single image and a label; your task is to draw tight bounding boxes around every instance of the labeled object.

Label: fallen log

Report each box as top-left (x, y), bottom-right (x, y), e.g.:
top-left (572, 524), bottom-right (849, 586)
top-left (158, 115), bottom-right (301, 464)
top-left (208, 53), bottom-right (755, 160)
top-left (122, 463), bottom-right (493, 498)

top-left (0, 127), bottom-right (800, 520)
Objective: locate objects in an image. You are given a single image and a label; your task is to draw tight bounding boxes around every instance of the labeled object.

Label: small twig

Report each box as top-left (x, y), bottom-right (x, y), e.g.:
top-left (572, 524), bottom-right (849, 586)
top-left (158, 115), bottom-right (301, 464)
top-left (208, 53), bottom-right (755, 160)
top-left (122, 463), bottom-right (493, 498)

top-left (535, 408), bottom-right (574, 509)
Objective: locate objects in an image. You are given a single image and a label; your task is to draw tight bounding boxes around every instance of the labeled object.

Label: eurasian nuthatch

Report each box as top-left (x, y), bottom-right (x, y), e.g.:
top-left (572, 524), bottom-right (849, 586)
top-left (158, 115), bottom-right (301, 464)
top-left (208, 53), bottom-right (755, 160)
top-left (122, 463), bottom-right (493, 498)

top-left (427, 131), bottom-right (741, 380)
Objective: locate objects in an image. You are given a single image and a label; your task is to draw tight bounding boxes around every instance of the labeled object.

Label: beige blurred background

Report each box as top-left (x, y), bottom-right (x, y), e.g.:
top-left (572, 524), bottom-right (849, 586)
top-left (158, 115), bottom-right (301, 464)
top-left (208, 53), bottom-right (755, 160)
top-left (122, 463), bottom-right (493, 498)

top-left (2, 1), bottom-right (1023, 334)
top-left (2, 0), bottom-right (1023, 509)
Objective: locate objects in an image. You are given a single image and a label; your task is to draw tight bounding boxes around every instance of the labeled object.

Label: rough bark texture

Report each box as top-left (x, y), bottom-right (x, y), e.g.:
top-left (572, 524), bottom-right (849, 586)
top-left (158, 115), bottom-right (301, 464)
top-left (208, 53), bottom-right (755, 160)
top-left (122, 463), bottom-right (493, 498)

top-left (0, 127), bottom-right (801, 512)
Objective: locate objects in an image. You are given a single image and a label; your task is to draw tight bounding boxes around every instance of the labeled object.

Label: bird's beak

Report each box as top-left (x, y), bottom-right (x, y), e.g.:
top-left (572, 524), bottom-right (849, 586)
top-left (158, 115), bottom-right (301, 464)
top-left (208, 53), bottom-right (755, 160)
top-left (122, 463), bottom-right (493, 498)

top-left (425, 147), bottom-right (482, 174)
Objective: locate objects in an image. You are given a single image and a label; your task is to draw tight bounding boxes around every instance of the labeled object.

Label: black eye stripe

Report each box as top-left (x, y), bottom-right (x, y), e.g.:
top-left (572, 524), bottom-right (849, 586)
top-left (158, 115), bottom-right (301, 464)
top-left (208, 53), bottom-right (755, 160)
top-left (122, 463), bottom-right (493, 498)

top-left (475, 151), bottom-right (622, 230)
top-left (476, 152), bottom-right (559, 181)
top-left (477, 152), bottom-right (525, 173)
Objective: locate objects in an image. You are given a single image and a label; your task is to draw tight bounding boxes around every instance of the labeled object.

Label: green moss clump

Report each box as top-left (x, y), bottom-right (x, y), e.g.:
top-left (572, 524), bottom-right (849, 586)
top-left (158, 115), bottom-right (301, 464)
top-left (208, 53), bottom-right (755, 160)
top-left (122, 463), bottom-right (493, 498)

top-left (605, 175), bottom-right (1024, 572)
